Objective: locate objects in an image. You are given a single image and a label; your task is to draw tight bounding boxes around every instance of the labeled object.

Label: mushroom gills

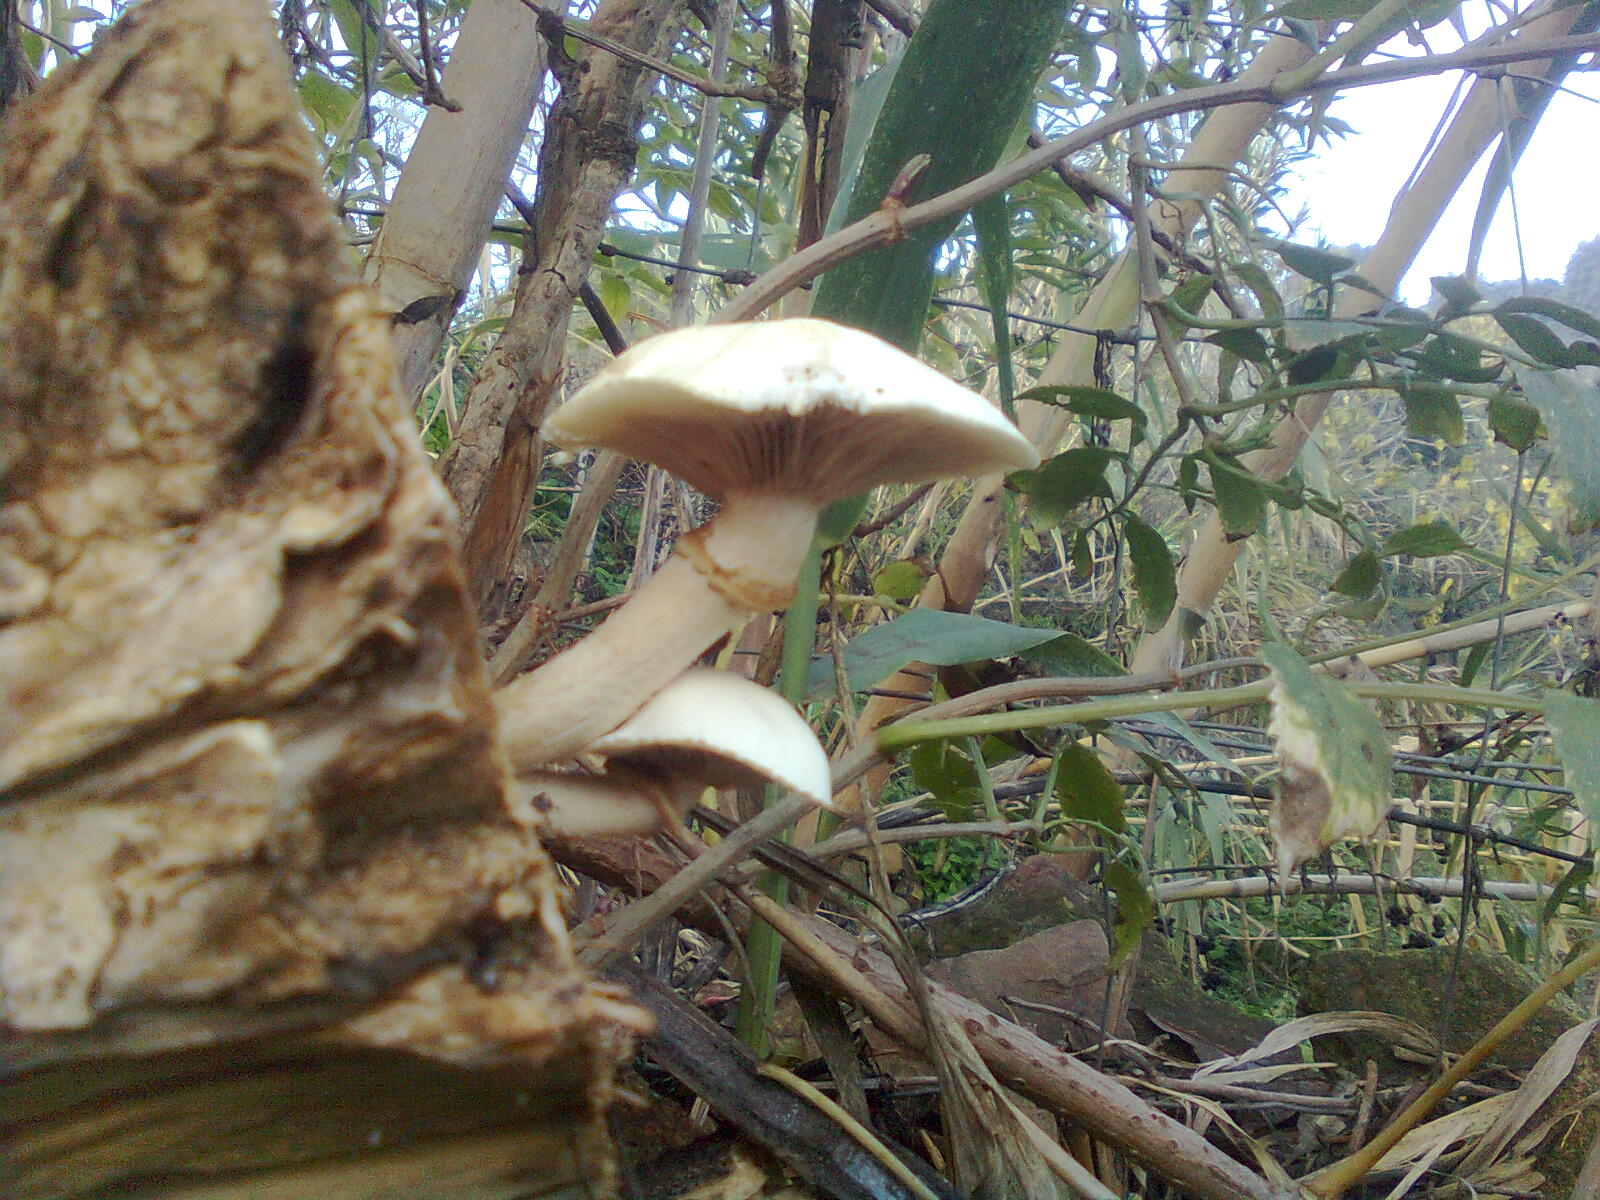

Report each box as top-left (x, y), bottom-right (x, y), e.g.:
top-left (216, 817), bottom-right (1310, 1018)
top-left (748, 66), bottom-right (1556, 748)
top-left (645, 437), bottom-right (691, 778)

top-left (511, 668), bottom-right (836, 840)
top-left (495, 318), bottom-right (1039, 773)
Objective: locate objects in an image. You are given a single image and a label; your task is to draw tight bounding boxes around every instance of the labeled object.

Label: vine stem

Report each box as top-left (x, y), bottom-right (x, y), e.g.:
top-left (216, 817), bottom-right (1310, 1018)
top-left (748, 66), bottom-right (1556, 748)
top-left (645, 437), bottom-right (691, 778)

top-left (876, 681), bottom-right (1548, 751)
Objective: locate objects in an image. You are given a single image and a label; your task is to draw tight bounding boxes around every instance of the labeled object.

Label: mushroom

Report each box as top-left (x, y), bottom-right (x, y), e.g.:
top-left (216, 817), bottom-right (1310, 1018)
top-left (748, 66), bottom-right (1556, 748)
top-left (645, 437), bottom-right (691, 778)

top-left (513, 668), bottom-right (833, 839)
top-left (497, 318), bottom-right (1039, 769)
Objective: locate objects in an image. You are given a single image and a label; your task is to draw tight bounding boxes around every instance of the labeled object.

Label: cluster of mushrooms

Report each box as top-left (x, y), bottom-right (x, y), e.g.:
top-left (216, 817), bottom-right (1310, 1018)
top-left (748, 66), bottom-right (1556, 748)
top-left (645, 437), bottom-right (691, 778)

top-left (497, 318), bottom-right (1040, 836)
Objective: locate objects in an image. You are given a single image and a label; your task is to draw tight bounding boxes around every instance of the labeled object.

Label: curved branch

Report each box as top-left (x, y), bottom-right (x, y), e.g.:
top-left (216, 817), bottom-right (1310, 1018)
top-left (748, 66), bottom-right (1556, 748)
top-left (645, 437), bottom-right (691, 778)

top-left (713, 31), bottom-right (1600, 323)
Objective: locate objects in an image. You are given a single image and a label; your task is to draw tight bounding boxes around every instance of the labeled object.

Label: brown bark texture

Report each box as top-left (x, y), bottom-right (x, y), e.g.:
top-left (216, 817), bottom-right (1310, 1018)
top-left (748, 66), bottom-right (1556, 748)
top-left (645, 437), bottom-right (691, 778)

top-left (0, 2), bottom-right (633, 1191)
top-left (439, 0), bottom-right (678, 606)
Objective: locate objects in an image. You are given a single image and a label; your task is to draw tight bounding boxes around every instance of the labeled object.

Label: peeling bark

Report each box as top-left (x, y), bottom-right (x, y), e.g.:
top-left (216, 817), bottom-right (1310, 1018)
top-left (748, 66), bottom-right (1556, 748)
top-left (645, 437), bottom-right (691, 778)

top-left (0, 2), bottom-right (635, 1191)
top-left (439, 0), bottom-right (679, 607)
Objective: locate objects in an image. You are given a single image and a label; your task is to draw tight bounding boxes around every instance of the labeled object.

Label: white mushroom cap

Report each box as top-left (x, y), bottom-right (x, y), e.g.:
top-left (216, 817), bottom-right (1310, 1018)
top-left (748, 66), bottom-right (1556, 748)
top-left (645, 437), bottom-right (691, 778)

top-left (544, 318), bottom-right (1040, 503)
top-left (589, 668), bottom-right (835, 810)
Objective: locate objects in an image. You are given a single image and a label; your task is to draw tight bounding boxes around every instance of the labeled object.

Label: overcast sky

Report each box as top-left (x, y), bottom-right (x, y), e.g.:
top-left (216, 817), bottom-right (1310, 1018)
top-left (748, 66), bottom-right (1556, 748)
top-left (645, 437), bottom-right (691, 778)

top-left (1280, 58), bottom-right (1600, 305)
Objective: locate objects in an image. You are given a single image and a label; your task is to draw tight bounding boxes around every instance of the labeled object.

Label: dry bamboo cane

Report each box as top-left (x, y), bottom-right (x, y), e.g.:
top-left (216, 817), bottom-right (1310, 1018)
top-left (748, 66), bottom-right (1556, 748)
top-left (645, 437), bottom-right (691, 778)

top-left (364, 0), bottom-right (556, 400)
top-left (1131, 0), bottom-right (1593, 674)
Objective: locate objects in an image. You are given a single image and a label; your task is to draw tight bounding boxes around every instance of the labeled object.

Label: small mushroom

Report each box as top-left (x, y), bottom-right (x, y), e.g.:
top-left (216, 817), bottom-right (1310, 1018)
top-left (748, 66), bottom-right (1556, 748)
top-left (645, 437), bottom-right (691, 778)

top-left (497, 318), bottom-right (1039, 769)
top-left (513, 668), bottom-right (833, 839)
top-left (590, 667), bottom-right (833, 808)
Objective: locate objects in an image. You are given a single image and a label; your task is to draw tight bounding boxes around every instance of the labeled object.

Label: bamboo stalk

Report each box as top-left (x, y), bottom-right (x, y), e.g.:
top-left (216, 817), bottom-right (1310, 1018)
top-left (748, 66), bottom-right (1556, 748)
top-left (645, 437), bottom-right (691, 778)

top-left (364, 0), bottom-right (555, 399)
top-left (833, 31), bottom-right (1317, 812)
top-left (1155, 872), bottom-right (1594, 906)
top-left (1131, 0), bottom-right (1596, 673)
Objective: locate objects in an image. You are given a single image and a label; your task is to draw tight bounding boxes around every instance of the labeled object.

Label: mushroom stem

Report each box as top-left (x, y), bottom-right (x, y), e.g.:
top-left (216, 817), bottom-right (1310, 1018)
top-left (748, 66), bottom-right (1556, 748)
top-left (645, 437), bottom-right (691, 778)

top-left (495, 494), bottom-right (819, 769)
top-left (507, 766), bottom-right (678, 840)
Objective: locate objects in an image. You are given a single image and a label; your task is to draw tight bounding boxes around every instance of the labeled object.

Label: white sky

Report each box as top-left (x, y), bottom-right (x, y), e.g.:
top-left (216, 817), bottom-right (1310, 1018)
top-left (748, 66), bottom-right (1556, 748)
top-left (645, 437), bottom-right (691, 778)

top-left (1281, 67), bottom-right (1600, 304)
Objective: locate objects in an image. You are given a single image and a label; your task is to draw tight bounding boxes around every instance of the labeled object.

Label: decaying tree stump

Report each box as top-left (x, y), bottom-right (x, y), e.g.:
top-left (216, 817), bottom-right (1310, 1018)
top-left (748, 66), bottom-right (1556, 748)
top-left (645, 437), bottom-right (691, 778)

top-left (0, 3), bottom-right (639, 1195)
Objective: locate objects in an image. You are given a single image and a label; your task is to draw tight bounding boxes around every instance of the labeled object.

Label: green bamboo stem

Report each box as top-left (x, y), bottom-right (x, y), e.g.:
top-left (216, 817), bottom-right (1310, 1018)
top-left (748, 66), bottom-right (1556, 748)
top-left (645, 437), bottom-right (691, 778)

top-left (732, 534), bottom-right (825, 1052)
top-left (876, 680), bottom-right (1547, 751)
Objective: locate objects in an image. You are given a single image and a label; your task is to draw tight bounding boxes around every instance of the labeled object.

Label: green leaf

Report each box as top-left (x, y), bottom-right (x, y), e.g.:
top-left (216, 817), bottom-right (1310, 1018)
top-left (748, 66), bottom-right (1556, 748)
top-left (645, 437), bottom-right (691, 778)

top-left (1515, 366), bottom-right (1600, 533)
top-left (1165, 274), bottom-right (1215, 321)
top-left (1285, 343), bottom-right (1346, 386)
top-left (908, 742), bottom-right (981, 821)
top-left (1019, 446), bottom-right (1116, 524)
top-left (1206, 327), bottom-right (1272, 364)
top-left (871, 559), bottom-right (930, 601)
top-left (816, 496), bottom-right (869, 544)
top-left (1016, 385), bottom-right (1147, 435)
top-left (1103, 861), bottom-right (1154, 968)
top-left (297, 69), bottom-right (357, 134)
top-left (325, 0), bottom-right (373, 66)
top-left (1380, 521), bottom-right (1469, 558)
top-left (1336, 591), bottom-right (1388, 622)
top-left (1371, 310), bottom-right (1432, 353)
top-left (1495, 296), bottom-right (1600, 342)
top-left (1070, 529), bottom-right (1093, 578)
top-left (1498, 312), bottom-right (1585, 368)
top-left (1431, 274), bottom-right (1482, 318)
top-left (1123, 515), bottom-right (1176, 629)
top-left (1054, 743), bottom-right (1126, 833)
top-left (1176, 454), bottom-right (1201, 511)
top-left (1273, 0), bottom-right (1372, 18)
top-left (823, 58), bottom-right (901, 230)
top-left (1208, 454), bottom-right (1268, 539)
top-left (1260, 644), bottom-right (1392, 876)
top-left (807, 610), bottom-right (1062, 699)
top-left (1131, 712), bottom-right (1250, 779)
top-left (1399, 382), bottom-right (1466, 446)
top-left (1486, 392), bottom-right (1543, 452)
top-left (1542, 860), bottom-right (1594, 925)
top-left (598, 273), bottom-right (631, 323)
top-left (1265, 238), bottom-right (1355, 286)
top-left (811, 0), bottom-right (1074, 352)
top-left (378, 63), bottom-right (419, 99)
top-left (1020, 633), bottom-right (1127, 678)
top-left (1544, 691), bottom-right (1600, 832)
top-left (1331, 548), bottom-right (1381, 597)
top-left (1409, 331), bottom-right (1501, 383)
top-left (1232, 260), bottom-right (1285, 324)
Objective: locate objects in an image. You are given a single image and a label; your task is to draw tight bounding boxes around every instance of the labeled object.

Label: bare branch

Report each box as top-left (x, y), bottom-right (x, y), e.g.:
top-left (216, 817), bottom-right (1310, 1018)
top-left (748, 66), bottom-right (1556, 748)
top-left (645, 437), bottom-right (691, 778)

top-left (714, 31), bottom-right (1600, 323)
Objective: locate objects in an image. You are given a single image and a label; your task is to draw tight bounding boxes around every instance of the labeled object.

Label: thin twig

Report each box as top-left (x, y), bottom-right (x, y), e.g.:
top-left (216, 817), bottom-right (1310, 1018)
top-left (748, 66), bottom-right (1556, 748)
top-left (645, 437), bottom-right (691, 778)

top-left (1348, 1060), bottom-right (1379, 1153)
top-left (756, 1062), bottom-right (942, 1200)
top-left (852, 483), bottom-right (936, 538)
top-left (574, 791), bottom-right (815, 968)
top-left (862, 0), bottom-right (917, 37)
top-left (1154, 872), bottom-right (1595, 906)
